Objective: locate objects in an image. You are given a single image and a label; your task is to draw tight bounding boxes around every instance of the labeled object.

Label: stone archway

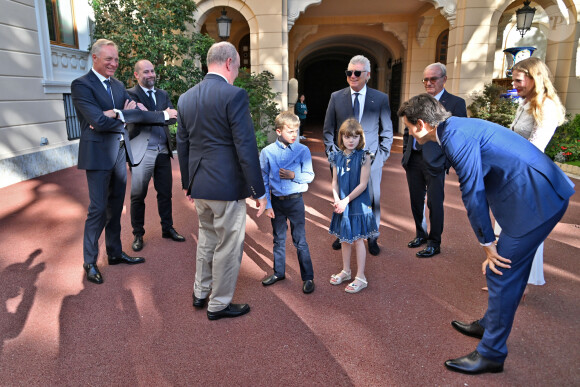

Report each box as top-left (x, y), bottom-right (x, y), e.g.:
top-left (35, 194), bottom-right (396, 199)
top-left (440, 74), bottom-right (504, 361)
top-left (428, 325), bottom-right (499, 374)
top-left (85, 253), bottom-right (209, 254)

top-left (193, 1), bottom-right (259, 71)
top-left (296, 39), bottom-right (396, 127)
top-left (489, 0), bottom-right (578, 105)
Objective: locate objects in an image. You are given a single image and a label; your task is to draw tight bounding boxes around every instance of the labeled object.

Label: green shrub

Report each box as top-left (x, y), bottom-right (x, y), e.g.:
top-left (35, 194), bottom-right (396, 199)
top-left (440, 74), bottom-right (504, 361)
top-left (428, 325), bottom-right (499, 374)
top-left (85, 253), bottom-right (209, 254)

top-left (234, 70), bottom-right (280, 150)
top-left (468, 83), bottom-right (518, 127)
top-left (546, 113), bottom-right (580, 162)
top-left (170, 70), bottom-right (279, 151)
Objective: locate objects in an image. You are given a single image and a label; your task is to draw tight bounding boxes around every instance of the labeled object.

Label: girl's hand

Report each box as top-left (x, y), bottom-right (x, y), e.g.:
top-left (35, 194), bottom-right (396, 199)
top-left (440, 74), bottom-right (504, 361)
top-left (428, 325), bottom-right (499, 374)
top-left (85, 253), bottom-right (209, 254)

top-left (334, 197), bottom-right (349, 213)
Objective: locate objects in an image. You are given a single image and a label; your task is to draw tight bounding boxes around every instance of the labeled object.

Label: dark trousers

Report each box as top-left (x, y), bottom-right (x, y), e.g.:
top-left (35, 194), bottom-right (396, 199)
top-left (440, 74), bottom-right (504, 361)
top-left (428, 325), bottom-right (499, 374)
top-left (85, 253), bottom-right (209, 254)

top-left (83, 144), bottom-right (127, 264)
top-left (477, 201), bottom-right (568, 362)
top-left (130, 150), bottom-right (173, 236)
top-left (271, 194), bottom-right (314, 280)
top-left (405, 150), bottom-right (445, 247)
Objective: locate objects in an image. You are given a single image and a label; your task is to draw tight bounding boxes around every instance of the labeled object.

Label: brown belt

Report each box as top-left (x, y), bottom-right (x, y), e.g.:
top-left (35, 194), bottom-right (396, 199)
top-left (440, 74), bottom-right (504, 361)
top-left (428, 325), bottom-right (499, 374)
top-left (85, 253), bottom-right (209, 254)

top-left (272, 193), bottom-right (302, 201)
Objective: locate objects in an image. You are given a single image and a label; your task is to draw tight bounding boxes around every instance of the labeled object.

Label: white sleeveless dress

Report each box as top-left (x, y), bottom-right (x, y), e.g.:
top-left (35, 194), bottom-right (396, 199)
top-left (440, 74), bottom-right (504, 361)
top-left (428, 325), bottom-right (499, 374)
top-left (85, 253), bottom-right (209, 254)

top-left (496, 98), bottom-right (559, 285)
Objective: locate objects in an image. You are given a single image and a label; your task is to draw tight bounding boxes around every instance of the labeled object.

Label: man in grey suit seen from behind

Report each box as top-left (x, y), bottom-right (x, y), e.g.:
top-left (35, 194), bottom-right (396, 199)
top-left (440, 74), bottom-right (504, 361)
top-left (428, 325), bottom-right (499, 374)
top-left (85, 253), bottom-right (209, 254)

top-left (323, 55), bottom-right (394, 256)
top-left (176, 42), bottom-right (267, 321)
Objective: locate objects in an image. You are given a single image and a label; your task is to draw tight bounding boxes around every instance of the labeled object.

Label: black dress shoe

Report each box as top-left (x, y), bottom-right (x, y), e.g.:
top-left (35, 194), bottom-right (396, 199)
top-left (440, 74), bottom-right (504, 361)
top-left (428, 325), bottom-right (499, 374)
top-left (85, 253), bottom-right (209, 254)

top-left (444, 350), bottom-right (504, 374)
top-left (262, 274), bottom-right (285, 286)
top-left (368, 237), bottom-right (380, 256)
top-left (332, 238), bottom-right (341, 250)
top-left (408, 237), bottom-right (427, 248)
top-left (108, 251), bottom-right (145, 265)
top-left (132, 235), bottom-right (143, 252)
top-left (83, 263), bottom-right (103, 284)
top-left (303, 280), bottom-right (315, 294)
top-left (192, 293), bottom-right (208, 308)
top-left (451, 320), bottom-right (485, 339)
top-left (162, 228), bottom-right (186, 242)
top-left (207, 303), bottom-right (250, 320)
top-left (416, 246), bottom-right (440, 258)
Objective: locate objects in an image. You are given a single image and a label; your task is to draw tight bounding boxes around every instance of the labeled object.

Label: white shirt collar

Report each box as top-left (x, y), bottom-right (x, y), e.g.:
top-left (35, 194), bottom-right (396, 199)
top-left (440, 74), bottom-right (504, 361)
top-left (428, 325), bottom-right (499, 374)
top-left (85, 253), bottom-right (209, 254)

top-left (351, 85), bottom-right (367, 96)
top-left (434, 88), bottom-right (445, 101)
top-left (91, 67), bottom-right (109, 83)
top-left (140, 85), bottom-right (155, 94)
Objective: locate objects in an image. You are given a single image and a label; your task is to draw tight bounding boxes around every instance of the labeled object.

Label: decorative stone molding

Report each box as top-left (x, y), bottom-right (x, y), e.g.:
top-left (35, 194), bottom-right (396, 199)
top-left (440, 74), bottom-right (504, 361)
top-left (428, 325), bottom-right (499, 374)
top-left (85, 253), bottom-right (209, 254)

top-left (288, 0), bottom-right (321, 30)
top-left (417, 16), bottom-right (434, 47)
top-left (290, 25), bottom-right (319, 51)
top-left (44, 45), bottom-right (90, 93)
top-left (51, 45), bottom-right (89, 72)
top-left (420, 0), bottom-right (457, 27)
top-left (383, 22), bottom-right (408, 49)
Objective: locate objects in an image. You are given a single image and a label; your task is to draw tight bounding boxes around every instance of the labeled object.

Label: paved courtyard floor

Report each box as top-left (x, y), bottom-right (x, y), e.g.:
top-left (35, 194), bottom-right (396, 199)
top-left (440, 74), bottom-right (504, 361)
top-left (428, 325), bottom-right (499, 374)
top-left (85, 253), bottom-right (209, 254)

top-left (0, 128), bottom-right (578, 386)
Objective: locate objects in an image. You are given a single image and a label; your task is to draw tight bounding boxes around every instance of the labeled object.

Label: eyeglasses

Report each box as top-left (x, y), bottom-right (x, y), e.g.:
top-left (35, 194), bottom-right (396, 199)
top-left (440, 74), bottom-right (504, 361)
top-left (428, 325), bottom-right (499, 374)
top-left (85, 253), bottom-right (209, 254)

top-left (346, 70), bottom-right (367, 77)
top-left (422, 76), bottom-right (443, 84)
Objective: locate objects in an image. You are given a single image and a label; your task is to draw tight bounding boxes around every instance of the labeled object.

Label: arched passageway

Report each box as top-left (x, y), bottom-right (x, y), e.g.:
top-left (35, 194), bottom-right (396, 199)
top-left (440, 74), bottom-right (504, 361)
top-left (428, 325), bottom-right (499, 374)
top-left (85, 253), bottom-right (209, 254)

top-left (296, 41), bottom-right (397, 128)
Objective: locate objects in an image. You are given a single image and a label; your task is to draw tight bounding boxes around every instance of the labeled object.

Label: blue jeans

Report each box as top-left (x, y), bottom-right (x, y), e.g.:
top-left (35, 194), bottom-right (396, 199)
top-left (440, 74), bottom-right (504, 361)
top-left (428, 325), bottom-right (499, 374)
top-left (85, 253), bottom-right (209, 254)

top-left (271, 194), bottom-right (314, 280)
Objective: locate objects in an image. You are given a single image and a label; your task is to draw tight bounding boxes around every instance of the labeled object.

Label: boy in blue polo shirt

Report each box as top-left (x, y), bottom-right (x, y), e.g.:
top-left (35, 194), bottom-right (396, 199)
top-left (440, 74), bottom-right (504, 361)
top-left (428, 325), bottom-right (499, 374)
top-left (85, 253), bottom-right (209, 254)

top-left (260, 111), bottom-right (315, 294)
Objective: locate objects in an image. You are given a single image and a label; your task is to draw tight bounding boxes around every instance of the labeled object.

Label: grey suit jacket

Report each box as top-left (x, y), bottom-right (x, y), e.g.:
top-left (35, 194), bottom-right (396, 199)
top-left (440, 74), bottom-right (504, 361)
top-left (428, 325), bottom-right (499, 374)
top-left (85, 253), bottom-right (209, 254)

top-left (127, 85), bottom-right (177, 164)
top-left (323, 86), bottom-right (393, 167)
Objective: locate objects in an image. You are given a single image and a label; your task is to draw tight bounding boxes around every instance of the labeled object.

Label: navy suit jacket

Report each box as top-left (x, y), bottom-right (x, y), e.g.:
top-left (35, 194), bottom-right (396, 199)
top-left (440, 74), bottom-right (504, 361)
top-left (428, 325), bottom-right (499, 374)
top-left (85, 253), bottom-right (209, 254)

top-left (127, 85), bottom-right (177, 164)
top-left (176, 73), bottom-right (265, 201)
top-left (323, 86), bottom-right (393, 165)
top-left (72, 70), bottom-right (166, 169)
top-left (437, 116), bottom-right (575, 243)
top-left (402, 90), bottom-right (467, 171)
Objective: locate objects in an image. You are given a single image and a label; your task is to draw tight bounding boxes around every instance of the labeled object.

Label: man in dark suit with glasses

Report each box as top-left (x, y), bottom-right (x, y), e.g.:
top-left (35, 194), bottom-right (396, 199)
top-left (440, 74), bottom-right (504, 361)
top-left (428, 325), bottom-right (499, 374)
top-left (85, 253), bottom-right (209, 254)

top-left (402, 62), bottom-right (467, 259)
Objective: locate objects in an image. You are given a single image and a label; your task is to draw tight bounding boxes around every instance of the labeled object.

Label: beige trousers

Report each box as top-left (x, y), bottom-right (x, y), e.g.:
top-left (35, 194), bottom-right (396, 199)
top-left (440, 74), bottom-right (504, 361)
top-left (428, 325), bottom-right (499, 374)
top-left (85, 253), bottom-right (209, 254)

top-left (193, 199), bottom-right (247, 312)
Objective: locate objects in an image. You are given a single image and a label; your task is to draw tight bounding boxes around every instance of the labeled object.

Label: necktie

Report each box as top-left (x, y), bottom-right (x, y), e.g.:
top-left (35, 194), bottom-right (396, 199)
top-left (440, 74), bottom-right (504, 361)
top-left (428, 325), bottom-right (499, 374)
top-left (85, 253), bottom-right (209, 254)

top-left (104, 79), bottom-right (114, 106)
top-left (147, 90), bottom-right (156, 109)
top-left (353, 92), bottom-right (360, 122)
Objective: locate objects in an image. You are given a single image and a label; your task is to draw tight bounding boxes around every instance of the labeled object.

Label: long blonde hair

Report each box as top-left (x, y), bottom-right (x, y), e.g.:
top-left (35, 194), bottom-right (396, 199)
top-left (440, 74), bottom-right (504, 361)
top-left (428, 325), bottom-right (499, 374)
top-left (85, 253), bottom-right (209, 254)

top-left (512, 57), bottom-right (565, 126)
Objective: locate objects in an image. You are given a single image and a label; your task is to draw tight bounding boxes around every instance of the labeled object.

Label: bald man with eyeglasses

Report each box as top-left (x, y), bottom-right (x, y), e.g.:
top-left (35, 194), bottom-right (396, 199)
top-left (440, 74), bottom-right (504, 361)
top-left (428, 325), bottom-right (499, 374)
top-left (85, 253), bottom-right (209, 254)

top-left (401, 62), bottom-right (467, 258)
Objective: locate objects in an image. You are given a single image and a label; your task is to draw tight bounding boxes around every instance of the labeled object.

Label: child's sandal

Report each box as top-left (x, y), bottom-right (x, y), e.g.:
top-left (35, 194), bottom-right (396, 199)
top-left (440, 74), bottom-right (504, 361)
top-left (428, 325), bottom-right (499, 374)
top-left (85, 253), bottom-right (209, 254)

top-left (345, 277), bottom-right (368, 293)
top-left (330, 270), bottom-right (351, 285)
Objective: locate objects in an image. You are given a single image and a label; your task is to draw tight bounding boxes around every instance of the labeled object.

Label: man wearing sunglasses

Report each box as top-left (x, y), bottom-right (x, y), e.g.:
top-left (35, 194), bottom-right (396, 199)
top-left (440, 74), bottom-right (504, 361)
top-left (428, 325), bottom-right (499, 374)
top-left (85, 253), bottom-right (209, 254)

top-left (323, 55), bottom-right (393, 256)
top-left (401, 62), bottom-right (467, 259)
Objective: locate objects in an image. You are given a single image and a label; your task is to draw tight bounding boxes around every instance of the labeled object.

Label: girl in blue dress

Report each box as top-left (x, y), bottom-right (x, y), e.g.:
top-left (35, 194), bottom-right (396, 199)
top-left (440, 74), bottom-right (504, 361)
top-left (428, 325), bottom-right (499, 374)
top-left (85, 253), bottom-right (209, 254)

top-left (328, 118), bottom-right (378, 293)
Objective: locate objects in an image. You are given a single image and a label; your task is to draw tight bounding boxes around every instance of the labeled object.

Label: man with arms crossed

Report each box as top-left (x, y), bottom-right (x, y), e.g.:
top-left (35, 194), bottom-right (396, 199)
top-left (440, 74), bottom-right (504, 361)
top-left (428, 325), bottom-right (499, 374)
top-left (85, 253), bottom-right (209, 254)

top-left (176, 42), bottom-right (267, 320)
top-left (72, 39), bottom-right (177, 284)
top-left (127, 59), bottom-right (185, 252)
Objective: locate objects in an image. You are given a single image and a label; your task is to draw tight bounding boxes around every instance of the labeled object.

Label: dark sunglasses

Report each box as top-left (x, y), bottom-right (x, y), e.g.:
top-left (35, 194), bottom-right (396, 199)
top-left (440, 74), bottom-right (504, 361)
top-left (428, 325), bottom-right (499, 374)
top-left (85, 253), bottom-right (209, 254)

top-left (345, 70), bottom-right (367, 77)
top-left (422, 76), bottom-right (443, 83)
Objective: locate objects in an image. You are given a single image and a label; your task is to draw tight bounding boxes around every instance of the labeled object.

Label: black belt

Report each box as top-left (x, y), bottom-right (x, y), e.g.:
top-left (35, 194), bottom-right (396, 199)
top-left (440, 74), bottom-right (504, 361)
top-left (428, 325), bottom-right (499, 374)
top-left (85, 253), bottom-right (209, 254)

top-left (119, 140), bottom-right (125, 148)
top-left (272, 193), bottom-right (302, 201)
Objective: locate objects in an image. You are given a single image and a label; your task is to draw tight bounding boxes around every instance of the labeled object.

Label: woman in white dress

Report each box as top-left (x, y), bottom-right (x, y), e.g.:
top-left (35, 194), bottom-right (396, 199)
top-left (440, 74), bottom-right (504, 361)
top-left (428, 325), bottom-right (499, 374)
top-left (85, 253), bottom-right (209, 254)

top-left (496, 57), bottom-right (566, 291)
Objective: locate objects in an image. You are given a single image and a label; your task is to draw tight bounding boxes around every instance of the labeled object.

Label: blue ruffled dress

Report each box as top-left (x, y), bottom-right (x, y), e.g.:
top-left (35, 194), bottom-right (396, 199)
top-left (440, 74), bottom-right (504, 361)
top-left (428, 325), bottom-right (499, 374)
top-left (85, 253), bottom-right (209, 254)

top-left (328, 149), bottom-right (378, 243)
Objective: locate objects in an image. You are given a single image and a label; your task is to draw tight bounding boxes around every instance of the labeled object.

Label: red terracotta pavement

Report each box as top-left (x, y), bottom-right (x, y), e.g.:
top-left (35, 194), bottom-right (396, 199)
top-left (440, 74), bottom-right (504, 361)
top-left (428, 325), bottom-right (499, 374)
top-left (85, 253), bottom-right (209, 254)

top-left (0, 124), bottom-right (579, 386)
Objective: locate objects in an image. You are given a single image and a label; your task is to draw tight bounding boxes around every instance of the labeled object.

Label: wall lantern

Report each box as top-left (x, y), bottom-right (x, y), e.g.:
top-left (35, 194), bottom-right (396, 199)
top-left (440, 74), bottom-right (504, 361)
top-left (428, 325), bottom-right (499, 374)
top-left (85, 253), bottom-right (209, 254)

top-left (515, 1), bottom-right (536, 38)
top-left (216, 8), bottom-right (232, 41)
